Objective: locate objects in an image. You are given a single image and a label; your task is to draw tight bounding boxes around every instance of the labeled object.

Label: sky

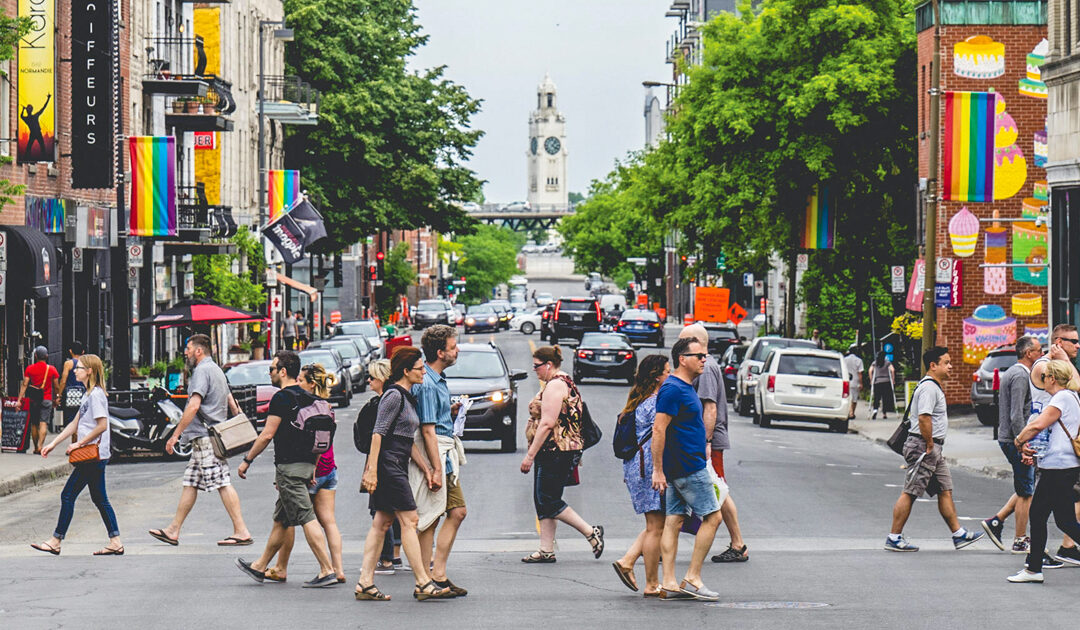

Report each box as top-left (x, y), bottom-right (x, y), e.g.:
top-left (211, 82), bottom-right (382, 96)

top-left (409, 0), bottom-right (674, 204)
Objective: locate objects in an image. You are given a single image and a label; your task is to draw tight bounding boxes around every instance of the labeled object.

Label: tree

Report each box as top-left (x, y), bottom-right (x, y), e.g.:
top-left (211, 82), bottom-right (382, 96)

top-left (283, 0), bottom-right (484, 250)
top-left (377, 241), bottom-right (415, 318)
top-left (568, 191), bottom-right (585, 205)
top-left (454, 224), bottom-right (520, 304)
top-left (191, 226), bottom-right (265, 311)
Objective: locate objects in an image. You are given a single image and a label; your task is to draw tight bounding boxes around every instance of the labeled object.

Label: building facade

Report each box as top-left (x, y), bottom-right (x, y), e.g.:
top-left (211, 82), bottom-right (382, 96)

top-left (526, 73), bottom-right (568, 210)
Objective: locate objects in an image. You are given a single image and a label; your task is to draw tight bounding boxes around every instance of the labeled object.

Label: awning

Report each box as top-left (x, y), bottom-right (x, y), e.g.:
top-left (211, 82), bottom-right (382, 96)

top-left (1, 225), bottom-right (58, 298)
top-left (274, 271), bottom-right (318, 303)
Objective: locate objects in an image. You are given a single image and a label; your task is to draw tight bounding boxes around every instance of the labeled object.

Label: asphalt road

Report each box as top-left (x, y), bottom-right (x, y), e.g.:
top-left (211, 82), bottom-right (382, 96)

top-left (3, 282), bottom-right (1080, 629)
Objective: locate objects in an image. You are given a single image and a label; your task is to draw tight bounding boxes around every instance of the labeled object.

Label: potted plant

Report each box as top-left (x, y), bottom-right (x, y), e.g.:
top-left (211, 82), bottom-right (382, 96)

top-left (202, 96), bottom-right (217, 115)
top-left (171, 98), bottom-right (186, 113)
top-left (249, 332), bottom-right (267, 360)
top-left (186, 98), bottom-right (201, 114)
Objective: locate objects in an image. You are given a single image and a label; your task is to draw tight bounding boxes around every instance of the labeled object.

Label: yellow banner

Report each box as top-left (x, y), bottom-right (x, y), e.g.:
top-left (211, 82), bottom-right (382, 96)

top-left (193, 7), bottom-right (221, 203)
top-left (17, 0), bottom-right (55, 163)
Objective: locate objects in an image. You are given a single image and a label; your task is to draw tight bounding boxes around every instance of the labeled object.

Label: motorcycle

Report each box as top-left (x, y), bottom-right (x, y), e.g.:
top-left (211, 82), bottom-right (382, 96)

top-left (109, 387), bottom-right (192, 459)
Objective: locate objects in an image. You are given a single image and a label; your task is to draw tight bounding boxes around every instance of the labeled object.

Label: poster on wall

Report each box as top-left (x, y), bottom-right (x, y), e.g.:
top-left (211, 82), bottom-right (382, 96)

top-left (71, 0), bottom-right (116, 188)
top-left (17, 0), bottom-right (55, 164)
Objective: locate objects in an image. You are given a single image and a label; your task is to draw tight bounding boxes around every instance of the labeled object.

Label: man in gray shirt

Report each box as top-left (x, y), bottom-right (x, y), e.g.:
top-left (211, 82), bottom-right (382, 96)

top-left (679, 325), bottom-right (749, 563)
top-left (151, 334), bottom-right (253, 547)
top-left (282, 309), bottom-right (297, 350)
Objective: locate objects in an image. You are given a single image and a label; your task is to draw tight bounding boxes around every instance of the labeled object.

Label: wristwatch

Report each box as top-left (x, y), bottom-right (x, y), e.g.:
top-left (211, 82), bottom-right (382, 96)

top-left (243, 457), bottom-right (254, 465)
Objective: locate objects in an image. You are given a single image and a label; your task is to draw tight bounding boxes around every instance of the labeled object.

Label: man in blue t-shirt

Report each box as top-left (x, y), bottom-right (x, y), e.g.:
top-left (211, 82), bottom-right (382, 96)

top-left (652, 336), bottom-right (722, 602)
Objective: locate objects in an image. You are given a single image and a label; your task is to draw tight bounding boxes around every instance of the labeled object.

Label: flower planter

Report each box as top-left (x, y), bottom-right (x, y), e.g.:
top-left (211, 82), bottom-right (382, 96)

top-left (186, 101), bottom-right (201, 114)
top-left (202, 104), bottom-right (217, 115)
top-left (171, 100), bottom-right (185, 113)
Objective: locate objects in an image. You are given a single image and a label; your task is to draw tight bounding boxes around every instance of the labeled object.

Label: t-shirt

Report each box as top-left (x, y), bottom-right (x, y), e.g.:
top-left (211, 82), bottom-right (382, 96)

top-left (283, 317), bottom-right (297, 337)
top-left (843, 354), bottom-right (864, 385)
top-left (76, 387), bottom-right (111, 460)
top-left (184, 357), bottom-right (230, 440)
top-left (268, 384), bottom-right (320, 465)
top-left (907, 378), bottom-right (948, 439)
top-left (24, 361), bottom-right (59, 401)
top-left (297, 317), bottom-right (308, 338)
top-left (872, 360), bottom-right (893, 384)
top-left (693, 356), bottom-right (729, 451)
top-left (1041, 390), bottom-right (1080, 470)
top-left (414, 364), bottom-right (453, 437)
top-left (655, 375), bottom-right (706, 480)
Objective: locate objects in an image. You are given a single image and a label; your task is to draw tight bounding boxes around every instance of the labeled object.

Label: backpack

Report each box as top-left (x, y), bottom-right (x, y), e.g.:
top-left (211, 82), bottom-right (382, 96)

top-left (293, 394), bottom-right (336, 456)
top-left (612, 409), bottom-right (650, 461)
top-left (353, 390), bottom-right (405, 454)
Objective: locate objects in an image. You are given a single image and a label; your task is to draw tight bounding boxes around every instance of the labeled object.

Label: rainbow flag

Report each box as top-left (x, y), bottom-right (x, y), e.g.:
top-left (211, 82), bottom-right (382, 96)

top-left (268, 170), bottom-right (300, 222)
top-left (943, 91), bottom-right (996, 202)
top-left (801, 184), bottom-right (835, 249)
top-left (129, 136), bottom-right (176, 237)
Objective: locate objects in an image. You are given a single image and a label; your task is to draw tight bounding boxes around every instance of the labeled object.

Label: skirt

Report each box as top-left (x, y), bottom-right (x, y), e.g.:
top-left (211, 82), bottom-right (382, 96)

top-left (368, 434), bottom-right (417, 514)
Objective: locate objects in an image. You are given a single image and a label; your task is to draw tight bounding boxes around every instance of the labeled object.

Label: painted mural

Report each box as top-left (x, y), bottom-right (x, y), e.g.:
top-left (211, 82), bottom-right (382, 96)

top-left (963, 304), bottom-right (1017, 364)
top-left (993, 96), bottom-right (1027, 201)
top-left (1012, 195), bottom-right (1048, 287)
top-left (954, 35), bottom-right (1006, 79)
top-left (948, 207), bottom-right (979, 257)
top-left (984, 210), bottom-right (1008, 295)
top-left (1019, 39), bottom-right (1048, 99)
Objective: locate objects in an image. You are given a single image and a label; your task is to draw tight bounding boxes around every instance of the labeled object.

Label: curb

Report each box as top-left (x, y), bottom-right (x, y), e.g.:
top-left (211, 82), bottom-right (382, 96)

top-left (852, 428), bottom-right (1012, 481)
top-left (0, 460), bottom-right (72, 498)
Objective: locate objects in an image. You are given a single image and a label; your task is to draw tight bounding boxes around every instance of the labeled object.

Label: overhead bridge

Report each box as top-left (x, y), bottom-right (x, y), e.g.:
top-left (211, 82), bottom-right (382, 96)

top-left (470, 207), bottom-right (574, 231)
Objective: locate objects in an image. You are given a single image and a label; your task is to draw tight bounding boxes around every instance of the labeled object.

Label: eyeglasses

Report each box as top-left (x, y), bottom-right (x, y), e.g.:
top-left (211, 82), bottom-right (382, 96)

top-left (682, 353), bottom-right (708, 360)
top-left (74, 366), bottom-right (88, 371)
top-left (532, 361), bottom-right (548, 370)
top-left (407, 365), bottom-right (424, 372)
top-left (268, 365), bottom-right (281, 373)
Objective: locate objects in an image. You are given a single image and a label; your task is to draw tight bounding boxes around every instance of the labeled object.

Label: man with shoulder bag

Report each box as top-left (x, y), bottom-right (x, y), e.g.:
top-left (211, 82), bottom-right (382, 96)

top-left (18, 345), bottom-right (60, 454)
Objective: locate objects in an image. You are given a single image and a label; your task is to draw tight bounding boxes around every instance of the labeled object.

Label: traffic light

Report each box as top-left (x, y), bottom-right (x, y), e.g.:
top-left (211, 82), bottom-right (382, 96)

top-left (368, 264), bottom-right (377, 281)
top-left (375, 250), bottom-right (385, 282)
top-left (716, 252), bottom-right (727, 271)
top-left (375, 251), bottom-right (385, 262)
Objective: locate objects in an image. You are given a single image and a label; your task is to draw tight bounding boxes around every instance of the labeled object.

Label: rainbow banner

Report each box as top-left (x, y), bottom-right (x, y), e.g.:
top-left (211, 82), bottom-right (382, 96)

top-left (268, 170), bottom-right (300, 222)
top-left (801, 184), bottom-right (835, 249)
top-left (129, 136), bottom-right (177, 237)
top-left (943, 91), bottom-right (996, 202)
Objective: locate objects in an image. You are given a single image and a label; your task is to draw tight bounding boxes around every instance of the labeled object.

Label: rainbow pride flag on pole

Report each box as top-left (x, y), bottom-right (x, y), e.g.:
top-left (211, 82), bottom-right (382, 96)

top-left (800, 184), bottom-right (835, 249)
top-left (943, 91), bottom-right (996, 202)
top-left (129, 136), bottom-right (177, 237)
top-left (268, 170), bottom-right (300, 222)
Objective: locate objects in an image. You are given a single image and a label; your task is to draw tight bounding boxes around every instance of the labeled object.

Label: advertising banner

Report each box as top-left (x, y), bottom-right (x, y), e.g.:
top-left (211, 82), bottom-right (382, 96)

top-left (17, 0), bottom-right (55, 164)
top-left (71, 0), bottom-right (115, 188)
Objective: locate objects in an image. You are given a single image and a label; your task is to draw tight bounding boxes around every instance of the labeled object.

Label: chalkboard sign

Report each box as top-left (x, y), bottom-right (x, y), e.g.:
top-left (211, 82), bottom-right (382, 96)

top-left (1, 397), bottom-right (30, 452)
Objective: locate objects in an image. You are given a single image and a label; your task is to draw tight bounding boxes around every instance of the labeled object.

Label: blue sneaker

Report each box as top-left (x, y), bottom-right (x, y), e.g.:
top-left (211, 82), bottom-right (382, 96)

top-left (884, 535), bottom-right (919, 552)
top-left (953, 530), bottom-right (984, 550)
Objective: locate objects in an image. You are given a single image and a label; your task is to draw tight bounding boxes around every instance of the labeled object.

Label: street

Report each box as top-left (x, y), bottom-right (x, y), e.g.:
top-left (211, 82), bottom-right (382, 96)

top-left (0, 278), bottom-right (1077, 629)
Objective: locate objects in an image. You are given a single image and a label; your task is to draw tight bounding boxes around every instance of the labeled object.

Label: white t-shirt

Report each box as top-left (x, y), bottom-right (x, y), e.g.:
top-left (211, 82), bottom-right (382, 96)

top-left (1041, 390), bottom-right (1080, 470)
top-left (907, 379), bottom-right (948, 439)
top-left (76, 387), bottom-right (111, 460)
top-left (843, 354), bottom-right (864, 386)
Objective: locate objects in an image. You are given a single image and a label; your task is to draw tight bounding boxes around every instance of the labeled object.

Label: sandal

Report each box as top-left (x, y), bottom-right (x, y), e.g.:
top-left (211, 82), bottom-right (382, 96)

top-left (355, 583), bottom-right (390, 601)
top-left (521, 550), bottom-right (556, 563)
top-left (612, 561), bottom-right (638, 591)
top-left (30, 542), bottom-right (60, 556)
top-left (587, 525), bottom-right (605, 559)
top-left (264, 567), bottom-right (287, 583)
top-left (93, 546), bottom-right (124, 556)
top-left (413, 580), bottom-right (453, 601)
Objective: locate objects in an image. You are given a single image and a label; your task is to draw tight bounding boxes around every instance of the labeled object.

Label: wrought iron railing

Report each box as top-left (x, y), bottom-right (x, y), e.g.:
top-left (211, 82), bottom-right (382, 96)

top-left (177, 183), bottom-right (237, 238)
top-left (145, 36), bottom-right (236, 114)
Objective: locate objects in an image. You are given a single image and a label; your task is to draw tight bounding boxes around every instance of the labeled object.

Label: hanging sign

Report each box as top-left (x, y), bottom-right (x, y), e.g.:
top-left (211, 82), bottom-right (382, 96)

top-left (950, 260), bottom-right (964, 307)
top-left (17, 0), bottom-right (56, 164)
top-left (71, 0), bottom-right (115, 188)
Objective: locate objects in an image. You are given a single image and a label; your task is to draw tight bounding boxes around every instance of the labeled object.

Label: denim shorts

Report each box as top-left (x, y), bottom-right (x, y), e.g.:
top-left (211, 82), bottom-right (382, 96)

top-left (999, 441), bottom-right (1035, 497)
top-left (308, 468), bottom-right (338, 495)
top-left (665, 467), bottom-right (720, 518)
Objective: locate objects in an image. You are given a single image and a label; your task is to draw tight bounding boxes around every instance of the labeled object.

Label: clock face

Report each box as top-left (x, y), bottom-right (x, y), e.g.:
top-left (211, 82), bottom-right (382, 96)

top-left (530, 137), bottom-right (538, 155)
top-left (544, 137), bottom-right (561, 155)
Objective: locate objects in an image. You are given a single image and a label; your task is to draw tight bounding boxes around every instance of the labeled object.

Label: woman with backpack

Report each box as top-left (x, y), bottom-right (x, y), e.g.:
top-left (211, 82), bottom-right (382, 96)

top-left (519, 345), bottom-right (604, 563)
top-left (611, 355), bottom-right (670, 595)
top-left (356, 347), bottom-right (452, 601)
top-left (359, 359), bottom-right (404, 575)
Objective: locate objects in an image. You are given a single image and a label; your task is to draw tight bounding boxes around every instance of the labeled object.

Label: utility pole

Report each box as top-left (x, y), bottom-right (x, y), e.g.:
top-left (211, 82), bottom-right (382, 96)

top-left (921, 0), bottom-right (941, 367)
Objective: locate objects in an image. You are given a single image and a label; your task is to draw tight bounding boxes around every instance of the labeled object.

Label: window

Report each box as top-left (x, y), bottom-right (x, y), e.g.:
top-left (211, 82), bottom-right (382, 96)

top-left (546, 93), bottom-right (553, 108)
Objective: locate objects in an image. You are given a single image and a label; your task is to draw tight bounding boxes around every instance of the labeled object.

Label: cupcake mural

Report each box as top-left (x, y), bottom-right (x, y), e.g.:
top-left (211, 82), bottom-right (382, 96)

top-left (993, 96), bottom-right (1027, 200)
top-left (954, 35), bottom-right (1006, 79)
top-left (1012, 293), bottom-right (1043, 317)
top-left (963, 305), bottom-right (1017, 364)
top-left (984, 210), bottom-right (1008, 295)
top-left (1019, 39), bottom-right (1049, 99)
top-left (1034, 128), bottom-right (1048, 168)
top-left (949, 207), bottom-right (979, 257)
top-left (1013, 198), bottom-right (1048, 286)
top-left (1033, 180), bottom-right (1048, 202)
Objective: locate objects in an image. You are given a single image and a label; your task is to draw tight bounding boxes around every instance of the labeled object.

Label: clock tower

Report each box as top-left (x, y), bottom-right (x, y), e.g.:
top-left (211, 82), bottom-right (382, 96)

top-left (527, 73), bottom-right (568, 209)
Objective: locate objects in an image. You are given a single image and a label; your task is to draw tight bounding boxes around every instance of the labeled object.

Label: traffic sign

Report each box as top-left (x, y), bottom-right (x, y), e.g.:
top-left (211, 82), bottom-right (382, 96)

top-left (128, 243), bottom-right (144, 268)
top-left (754, 280), bottom-right (764, 296)
top-left (0, 271), bottom-right (5, 305)
top-left (796, 253), bottom-right (808, 271)
top-left (743, 272), bottom-right (754, 287)
top-left (127, 266), bottom-right (138, 289)
top-left (729, 302), bottom-right (747, 325)
top-left (71, 247), bottom-right (83, 272)
top-left (890, 265), bottom-right (905, 293)
top-left (266, 268), bottom-right (277, 287)
top-left (626, 257), bottom-right (647, 266)
top-left (270, 293), bottom-right (282, 313)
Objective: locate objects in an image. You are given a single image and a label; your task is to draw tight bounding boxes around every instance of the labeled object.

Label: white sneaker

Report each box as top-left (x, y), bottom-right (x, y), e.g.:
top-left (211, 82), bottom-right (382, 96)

top-left (1006, 569), bottom-right (1044, 584)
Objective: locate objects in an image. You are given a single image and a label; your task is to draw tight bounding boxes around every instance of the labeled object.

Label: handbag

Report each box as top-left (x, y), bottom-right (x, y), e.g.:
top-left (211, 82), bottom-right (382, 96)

top-left (579, 400), bottom-right (602, 451)
top-left (886, 378), bottom-right (942, 455)
top-left (68, 443), bottom-right (100, 464)
top-left (207, 413), bottom-right (258, 459)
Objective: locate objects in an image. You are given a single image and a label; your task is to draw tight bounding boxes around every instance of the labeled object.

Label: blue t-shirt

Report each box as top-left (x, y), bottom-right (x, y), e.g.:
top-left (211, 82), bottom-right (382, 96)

top-left (655, 375), bottom-right (706, 480)
top-left (413, 364), bottom-right (453, 437)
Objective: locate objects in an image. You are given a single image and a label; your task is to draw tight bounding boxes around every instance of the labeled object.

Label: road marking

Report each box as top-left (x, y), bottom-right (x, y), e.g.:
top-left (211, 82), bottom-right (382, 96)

top-left (851, 472), bottom-right (887, 476)
top-left (884, 483), bottom-right (903, 487)
top-left (826, 463), bottom-right (859, 468)
top-left (529, 339), bottom-right (537, 354)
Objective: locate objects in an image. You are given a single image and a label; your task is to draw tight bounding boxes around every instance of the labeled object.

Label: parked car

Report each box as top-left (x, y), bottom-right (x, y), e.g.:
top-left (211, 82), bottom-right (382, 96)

top-left (551, 296), bottom-right (602, 343)
top-left (333, 319), bottom-right (384, 358)
top-left (701, 322), bottom-right (741, 358)
top-left (614, 308), bottom-right (664, 347)
top-left (752, 348), bottom-right (851, 433)
top-left (414, 299), bottom-right (454, 329)
top-left (719, 343), bottom-right (749, 399)
top-left (971, 345), bottom-right (1018, 426)
top-left (510, 307), bottom-right (544, 335)
top-left (443, 342), bottom-right (528, 452)
top-left (539, 303), bottom-right (555, 342)
top-left (535, 292), bottom-right (554, 307)
top-left (573, 332), bottom-right (637, 384)
top-left (502, 200), bottom-right (531, 212)
top-left (452, 304), bottom-right (466, 326)
top-left (308, 338), bottom-right (369, 393)
top-left (488, 301), bottom-right (512, 329)
top-left (736, 336), bottom-right (818, 416)
top-left (464, 304), bottom-right (500, 334)
top-left (297, 348), bottom-right (352, 407)
top-left (223, 360), bottom-right (278, 426)
top-left (461, 201), bottom-right (480, 212)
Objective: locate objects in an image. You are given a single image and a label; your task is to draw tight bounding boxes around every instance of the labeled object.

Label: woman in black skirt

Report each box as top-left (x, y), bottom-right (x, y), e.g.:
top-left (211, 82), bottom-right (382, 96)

top-left (355, 346), bottom-right (451, 602)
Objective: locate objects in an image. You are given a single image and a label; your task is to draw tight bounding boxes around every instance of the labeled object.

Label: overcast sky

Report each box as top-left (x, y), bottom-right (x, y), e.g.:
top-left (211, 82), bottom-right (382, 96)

top-left (410, 0), bottom-right (673, 204)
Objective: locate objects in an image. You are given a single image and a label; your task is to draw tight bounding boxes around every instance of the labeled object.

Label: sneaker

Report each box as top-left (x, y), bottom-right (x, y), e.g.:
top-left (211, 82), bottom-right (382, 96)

top-left (981, 517), bottom-right (1005, 551)
top-left (679, 579), bottom-right (719, 602)
top-left (1006, 569), bottom-right (1044, 583)
top-left (302, 573), bottom-right (340, 588)
top-left (1056, 545), bottom-right (1080, 566)
top-left (1027, 553), bottom-right (1065, 570)
top-left (392, 557), bottom-right (404, 570)
top-left (953, 530), bottom-right (984, 550)
top-left (711, 544), bottom-right (749, 563)
top-left (236, 558), bottom-right (265, 583)
top-left (871, 409), bottom-right (878, 420)
top-left (374, 560), bottom-right (395, 575)
top-left (884, 536), bottom-right (919, 552)
top-left (1011, 537), bottom-right (1030, 555)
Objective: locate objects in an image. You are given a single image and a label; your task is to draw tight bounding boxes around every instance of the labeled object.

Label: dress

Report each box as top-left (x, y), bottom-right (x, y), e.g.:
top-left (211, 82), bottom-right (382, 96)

top-left (368, 386), bottom-right (420, 513)
top-left (622, 394), bottom-right (662, 514)
top-left (526, 374), bottom-right (584, 519)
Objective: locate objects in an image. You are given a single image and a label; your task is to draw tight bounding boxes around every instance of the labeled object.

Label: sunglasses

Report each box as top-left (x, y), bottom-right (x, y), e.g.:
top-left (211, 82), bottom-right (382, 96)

top-left (682, 353), bottom-right (708, 360)
top-left (532, 361), bottom-right (548, 370)
top-left (268, 365), bottom-right (281, 373)
top-left (1061, 338), bottom-right (1080, 345)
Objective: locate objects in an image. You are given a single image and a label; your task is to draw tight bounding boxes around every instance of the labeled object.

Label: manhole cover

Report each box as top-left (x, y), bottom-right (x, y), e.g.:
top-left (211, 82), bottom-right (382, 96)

top-left (706, 602), bottom-right (830, 610)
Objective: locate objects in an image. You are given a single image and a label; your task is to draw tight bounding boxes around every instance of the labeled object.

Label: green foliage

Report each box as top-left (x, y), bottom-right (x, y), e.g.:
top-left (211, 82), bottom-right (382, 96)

top-left (283, 0), bottom-right (484, 250)
top-left (377, 242), bottom-right (415, 319)
top-left (191, 226), bottom-right (266, 311)
top-left (454, 224), bottom-right (521, 304)
top-left (0, 13), bottom-right (30, 210)
top-left (568, 191), bottom-right (585, 205)
top-left (528, 228), bottom-right (548, 245)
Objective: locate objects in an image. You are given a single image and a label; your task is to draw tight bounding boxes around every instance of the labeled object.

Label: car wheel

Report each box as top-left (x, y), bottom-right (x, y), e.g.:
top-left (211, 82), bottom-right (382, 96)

top-left (832, 419), bottom-right (849, 433)
top-left (521, 322), bottom-right (535, 335)
top-left (975, 406), bottom-right (997, 426)
top-left (760, 415), bottom-right (772, 428)
top-left (737, 392), bottom-right (752, 416)
top-left (500, 423), bottom-right (517, 453)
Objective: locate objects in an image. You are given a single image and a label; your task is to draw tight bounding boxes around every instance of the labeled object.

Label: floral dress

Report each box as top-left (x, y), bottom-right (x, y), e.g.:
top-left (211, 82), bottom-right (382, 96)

top-left (622, 393), bottom-right (662, 514)
top-left (526, 374), bottom-right (584, 452)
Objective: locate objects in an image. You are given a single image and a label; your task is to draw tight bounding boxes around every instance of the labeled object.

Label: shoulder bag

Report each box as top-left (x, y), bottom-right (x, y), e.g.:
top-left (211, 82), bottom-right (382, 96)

top-left (25, 366), bottom-right (48, 405)
top-left (208, 413), bottom-right (258, 459)
top-left (69, 443), bottom-right (100, 464)
top-left (886, 378), bottom-right (942, 455)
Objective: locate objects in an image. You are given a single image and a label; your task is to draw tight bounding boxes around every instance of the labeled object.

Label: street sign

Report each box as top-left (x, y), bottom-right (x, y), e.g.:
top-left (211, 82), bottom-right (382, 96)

top-left (686, 255), bottom-right (698, 265)
top-left (184, 272), bottom-right (194, 297)
top-left (796, 253), bottom-right (808, 271)
top-left (71, 247), bottom-right (83, 272)
top-left (0, 271), bottom-right (6, 305)
top-left (890, 265), bottom-right (905, 293)
top-left (0, 231), bottom-right (6, 271)
top-left (128, 243), bottom-right (143, 268)
top-left (716, 253), bottom-right (727, 271)
top-left (266, 268), bottom-right (277, 287)
top-left (270, 292), bottom-right (282, 313)
top-left (743, 272), bottom-right (754, 287)
top-left (127, 266), bottom-right (138, 289)
top-left (729, 302), bottom-right (748, 325)
top-left (694, 287), bottom-right (730, 323)
top-left (754, 280), bottom-right (764, 296)
top-left (626, 257), bottom-right (647, 265)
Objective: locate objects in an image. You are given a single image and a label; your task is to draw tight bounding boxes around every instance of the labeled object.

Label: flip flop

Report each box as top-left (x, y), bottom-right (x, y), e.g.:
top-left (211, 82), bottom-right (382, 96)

top-left (217, 536), bottom-right (254, 546)
top-left (30, 542), bottom-right (60, 556)
top-left (612, 562), bottom-right (638, 592)
top-left (264, 567), bottom-right (287, 583)
top-left (93, 546), bottom-right (124, 556)
top-left (148, 529), bottom-right (179, 546)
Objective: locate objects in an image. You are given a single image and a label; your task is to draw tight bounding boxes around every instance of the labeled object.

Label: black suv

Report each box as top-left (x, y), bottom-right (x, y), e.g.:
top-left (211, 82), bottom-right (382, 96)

top-left (702, 322), bottom-right (741, 358)
top-left (443, 342), bottom-right (528, 452)
top-left (551, 296), bottom-right (601, 343)
top-left (414, 299), bottom-right (453, 329)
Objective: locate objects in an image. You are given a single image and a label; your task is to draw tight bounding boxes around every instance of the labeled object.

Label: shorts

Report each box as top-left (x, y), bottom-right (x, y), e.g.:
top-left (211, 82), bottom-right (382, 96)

top-left (36, 399), bottom-right (53, 424)
top-left (902, 436), bottom-right (953, 498)
top-left (665, 467), bottom-right (721, 518)
top-left (274, 462), bottom-right (317, 527)
top-left (710, 450), bottom-right (725, 481)
top-left (309, 468), bottom-right (338, 495)
top-left (182, 437), bottom-right (231, 492)
top-left (533, 449), bottom-right (580, 520)
top-left (999, 441), bottom-right (1035, 497)
top-left (446, 475), bottom-right (466, 512)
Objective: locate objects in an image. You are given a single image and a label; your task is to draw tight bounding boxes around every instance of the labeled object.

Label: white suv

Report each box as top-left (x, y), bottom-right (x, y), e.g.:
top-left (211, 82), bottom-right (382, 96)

top-left (735, 336), bottom-right (818, 416)
top-left (751, 348), bottom-right (851, 433)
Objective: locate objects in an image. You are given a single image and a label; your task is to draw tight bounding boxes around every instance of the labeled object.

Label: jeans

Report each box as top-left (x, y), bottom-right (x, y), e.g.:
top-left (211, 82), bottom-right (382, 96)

top-left (54, 460), bottom-right (120, 539)
top-left (1027, 467), bottom-right (1080, 573)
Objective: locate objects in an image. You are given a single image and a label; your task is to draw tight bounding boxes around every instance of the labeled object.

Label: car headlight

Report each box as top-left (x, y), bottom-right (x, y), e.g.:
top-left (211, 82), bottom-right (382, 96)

top-left (466, 317), bottom-right (475, 325)
top-left (489, 389), bottom-right (511, 403)
top-left (488, 316), bottom-right (497, 324)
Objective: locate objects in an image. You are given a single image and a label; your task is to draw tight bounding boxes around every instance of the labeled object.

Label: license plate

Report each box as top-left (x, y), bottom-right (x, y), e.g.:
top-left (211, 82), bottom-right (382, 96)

top-left (799, 386), bottom-right (818, 394)
top-left (572, 314), bottom-right (583, 322)
top-left (598, 355), bottom-right (614, 362)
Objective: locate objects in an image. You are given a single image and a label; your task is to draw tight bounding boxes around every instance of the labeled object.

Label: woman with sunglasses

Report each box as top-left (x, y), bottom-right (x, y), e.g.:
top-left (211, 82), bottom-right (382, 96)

top-left (520, 345), bottom-right (604, 563)
top-left (356, 347), bottom-right (451, 601)
top-left (364, 359), bottom-right (406, 574)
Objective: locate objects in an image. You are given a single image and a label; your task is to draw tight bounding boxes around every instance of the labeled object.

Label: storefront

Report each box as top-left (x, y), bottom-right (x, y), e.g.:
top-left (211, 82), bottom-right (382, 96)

top-left (1, 225), bottom-right (60, 395)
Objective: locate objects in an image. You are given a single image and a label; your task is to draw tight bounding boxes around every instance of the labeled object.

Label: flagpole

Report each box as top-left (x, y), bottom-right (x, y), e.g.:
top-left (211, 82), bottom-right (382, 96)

top-left (921, 0), bottom-right (941, 368)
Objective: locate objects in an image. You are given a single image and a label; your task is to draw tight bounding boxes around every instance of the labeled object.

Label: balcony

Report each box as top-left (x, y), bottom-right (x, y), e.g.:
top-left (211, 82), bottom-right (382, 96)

top-left (177, 183), bottom-right (238, 241)
top-left (143, 36), bottom-right (236, 119)
top-left (260, 75), bottom-right (320, 126)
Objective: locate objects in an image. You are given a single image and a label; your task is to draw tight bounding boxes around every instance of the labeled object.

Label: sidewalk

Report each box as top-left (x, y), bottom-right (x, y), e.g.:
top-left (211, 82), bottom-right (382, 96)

top-left (0, 428), bottom-right (71, 497)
